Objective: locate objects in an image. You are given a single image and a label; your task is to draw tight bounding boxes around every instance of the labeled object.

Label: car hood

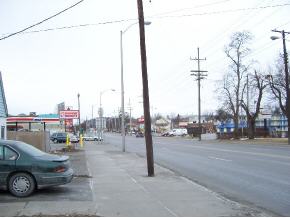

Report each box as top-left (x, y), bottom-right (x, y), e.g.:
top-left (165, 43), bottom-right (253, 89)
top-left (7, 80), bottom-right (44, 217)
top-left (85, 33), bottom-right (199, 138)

top-left (35, 153), bottom-right (69, 162)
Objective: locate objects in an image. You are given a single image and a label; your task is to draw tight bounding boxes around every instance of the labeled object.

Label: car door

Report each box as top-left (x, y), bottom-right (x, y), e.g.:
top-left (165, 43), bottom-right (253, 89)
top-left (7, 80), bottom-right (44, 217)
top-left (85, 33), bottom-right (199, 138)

top-left (0, 145), bottom-right (18, 187)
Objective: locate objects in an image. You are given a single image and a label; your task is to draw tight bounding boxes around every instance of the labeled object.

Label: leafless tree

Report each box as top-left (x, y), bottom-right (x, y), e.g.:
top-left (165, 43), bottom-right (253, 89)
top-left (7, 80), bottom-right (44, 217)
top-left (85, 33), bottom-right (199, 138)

top-left (220, 31), bottom-right (253, 139)
top-left (240, 71), bottom-right (267, 139)
top-left (215, 108), bottom-right (232, 122)
top-left (202, 111), bottom-right (215, 122)
top-left (267, 55), bottom-right (288, 117)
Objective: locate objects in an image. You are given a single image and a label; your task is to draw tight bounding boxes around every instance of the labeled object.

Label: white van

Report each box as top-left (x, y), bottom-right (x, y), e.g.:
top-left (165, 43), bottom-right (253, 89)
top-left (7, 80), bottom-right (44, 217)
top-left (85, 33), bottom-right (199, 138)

top-left (168, 128), bottom-right (187, 136)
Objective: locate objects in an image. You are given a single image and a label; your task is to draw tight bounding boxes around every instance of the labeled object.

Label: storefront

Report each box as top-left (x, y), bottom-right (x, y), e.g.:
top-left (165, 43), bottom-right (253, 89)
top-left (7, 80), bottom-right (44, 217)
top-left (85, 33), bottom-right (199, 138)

top-left (7, 114), bottom-right (60, 132)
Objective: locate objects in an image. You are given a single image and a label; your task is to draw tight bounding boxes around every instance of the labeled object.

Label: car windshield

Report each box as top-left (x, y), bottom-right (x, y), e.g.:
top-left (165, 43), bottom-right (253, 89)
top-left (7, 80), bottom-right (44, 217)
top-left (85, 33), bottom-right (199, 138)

top-left (15, 141), bottom-right (46, 156)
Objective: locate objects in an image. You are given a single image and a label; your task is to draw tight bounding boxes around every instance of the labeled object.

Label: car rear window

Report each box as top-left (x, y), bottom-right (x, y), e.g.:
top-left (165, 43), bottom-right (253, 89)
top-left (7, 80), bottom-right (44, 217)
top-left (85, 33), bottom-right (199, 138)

top-left (0, 145), bottom-right (3, 160)
top-left (15, 141), bottom-right (46, 156)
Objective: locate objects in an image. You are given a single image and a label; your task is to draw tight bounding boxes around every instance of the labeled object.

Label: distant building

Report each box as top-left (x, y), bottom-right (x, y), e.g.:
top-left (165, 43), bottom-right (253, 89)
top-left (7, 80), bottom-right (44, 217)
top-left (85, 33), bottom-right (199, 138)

top-left (0, 72), bottom-right (8, 139)
top-left (154, 118), bottom-right (170, 133)
top-left (216, 114), bottom-right (288, 138)
top-left (256, 114), bottom-right (288, 138)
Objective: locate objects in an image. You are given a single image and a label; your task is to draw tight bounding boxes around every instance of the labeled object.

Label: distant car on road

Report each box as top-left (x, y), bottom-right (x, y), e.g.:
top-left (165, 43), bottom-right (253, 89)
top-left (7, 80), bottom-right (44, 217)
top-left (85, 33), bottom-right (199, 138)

top-left (162, 129), bottom-right (187, 137)
top-left (0, 140), bottom-right (73, 197)
top-left (83, 134), bottom-right (102, 141)
top-left (68, 134), bottom-right (79, 143)
top-left (161, 131), bottom-right (171, 137)
top-left (50, 132), bottom-right (67, 143)
top-left (135, 132), bottom-right (144, 138)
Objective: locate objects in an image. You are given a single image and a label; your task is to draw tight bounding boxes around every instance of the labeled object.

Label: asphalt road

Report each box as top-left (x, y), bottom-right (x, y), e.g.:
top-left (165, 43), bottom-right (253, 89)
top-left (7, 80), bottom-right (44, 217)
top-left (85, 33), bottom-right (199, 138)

top-left (104, 133), bottom-right (290, 216)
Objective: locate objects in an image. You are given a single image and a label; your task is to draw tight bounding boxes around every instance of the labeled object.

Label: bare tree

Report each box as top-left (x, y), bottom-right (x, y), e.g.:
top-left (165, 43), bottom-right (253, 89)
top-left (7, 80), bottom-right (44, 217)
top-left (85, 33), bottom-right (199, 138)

top-left (220, 31), bottom-right (253, 139)
top-left (203, 111), bottom-right (215, 122)
top-left (267, 55), bottom-right (288, 117)
top-left (215, 108), bottom-right (232, 122)
top-left (240, 71), bottom-right (267, 139)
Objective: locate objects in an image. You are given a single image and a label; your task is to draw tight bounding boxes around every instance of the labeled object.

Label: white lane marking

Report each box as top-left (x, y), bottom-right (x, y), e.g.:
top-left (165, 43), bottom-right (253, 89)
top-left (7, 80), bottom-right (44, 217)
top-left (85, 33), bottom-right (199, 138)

top-left (209, 156), bottom-right (232, 162)
top-left (86, 160), bottom-right (96, 202)
top-left (191, 145), bottom-right (290, 160)
top-left (130, 177), bottom-right (137, 184)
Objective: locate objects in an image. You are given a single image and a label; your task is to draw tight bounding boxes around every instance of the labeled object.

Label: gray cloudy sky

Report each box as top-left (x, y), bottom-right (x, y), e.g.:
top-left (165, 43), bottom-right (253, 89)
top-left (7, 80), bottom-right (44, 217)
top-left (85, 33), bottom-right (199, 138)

top-left (0, 0), bottom-right (289, 120)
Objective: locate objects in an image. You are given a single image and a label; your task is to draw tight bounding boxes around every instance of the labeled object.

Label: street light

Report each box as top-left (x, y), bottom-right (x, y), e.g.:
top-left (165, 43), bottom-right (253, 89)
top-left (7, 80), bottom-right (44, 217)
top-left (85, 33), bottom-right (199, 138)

top-left (99, 89), bottom-right (115, 141)
top-left (271, 29), bottom-right (290, 144)
top-left (120, 20), bottom-right (151, 152)
top-left (77, 93), bottom-right (81, 137)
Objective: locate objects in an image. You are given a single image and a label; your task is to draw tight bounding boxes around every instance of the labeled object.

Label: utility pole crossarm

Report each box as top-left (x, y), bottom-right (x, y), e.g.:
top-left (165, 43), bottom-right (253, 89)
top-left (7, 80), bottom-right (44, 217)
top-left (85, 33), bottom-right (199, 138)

top-left (271, 29), bottom-right (290, 34)
top-left (190, 57), bottom-right (207, 61)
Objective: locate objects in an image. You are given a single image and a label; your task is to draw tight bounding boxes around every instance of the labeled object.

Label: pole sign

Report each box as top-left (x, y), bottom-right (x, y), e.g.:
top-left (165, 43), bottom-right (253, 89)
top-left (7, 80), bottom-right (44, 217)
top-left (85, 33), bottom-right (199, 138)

top-left (96, 118), bottom-right (106, 129)
top-left (59, 110), bottom-right (79, 119)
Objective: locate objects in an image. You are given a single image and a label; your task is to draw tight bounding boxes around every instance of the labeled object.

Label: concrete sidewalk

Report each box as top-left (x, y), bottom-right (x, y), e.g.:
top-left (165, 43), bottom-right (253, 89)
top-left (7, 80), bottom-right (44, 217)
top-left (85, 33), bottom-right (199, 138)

top-left (85, 143), bottom-right (269, 217)
top-left (0, 142), bottom-right (271, 216)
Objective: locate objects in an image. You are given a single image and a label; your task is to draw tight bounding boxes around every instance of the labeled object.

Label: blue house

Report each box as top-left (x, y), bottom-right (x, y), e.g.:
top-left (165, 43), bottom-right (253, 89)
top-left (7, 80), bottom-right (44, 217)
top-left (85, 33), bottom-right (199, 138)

top-left (0, 72), bottom-right (8, 139)
top-left (217, 120), bottom-right (247, 133)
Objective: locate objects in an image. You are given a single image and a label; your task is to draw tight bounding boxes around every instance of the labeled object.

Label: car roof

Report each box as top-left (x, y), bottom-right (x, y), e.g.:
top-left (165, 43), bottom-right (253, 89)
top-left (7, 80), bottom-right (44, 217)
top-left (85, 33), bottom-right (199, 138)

top-left (0, 139), bottom-right (17, 144)
top-left (0, 139), bottom-right (23, 148)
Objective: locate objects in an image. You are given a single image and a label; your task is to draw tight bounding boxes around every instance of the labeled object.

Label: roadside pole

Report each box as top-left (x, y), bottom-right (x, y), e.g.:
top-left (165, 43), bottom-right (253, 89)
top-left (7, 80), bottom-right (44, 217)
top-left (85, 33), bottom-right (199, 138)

top-left (137, 0), bottom-right (154, 177)
top-left (190, 47), bottom-right (207, 141)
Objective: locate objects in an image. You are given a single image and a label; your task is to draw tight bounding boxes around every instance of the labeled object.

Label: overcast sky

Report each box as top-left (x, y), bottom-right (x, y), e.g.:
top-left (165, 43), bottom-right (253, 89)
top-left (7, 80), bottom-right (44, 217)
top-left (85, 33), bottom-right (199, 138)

top-left (0, 0), bottom-right (289, 120)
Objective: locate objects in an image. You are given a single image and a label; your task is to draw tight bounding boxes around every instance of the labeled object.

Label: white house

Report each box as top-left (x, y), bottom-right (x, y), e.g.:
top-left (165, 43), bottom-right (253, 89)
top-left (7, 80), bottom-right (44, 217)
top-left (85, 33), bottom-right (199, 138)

top-left (0, 72), bottom-right (8, 139)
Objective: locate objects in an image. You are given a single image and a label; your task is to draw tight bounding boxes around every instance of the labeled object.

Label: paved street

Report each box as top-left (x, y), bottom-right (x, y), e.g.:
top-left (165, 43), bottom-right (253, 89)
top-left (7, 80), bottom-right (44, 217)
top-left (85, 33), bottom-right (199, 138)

top-left (104, 133), bottom-right (290, 216)
top-left (0, 140), bottom-right (271, 216)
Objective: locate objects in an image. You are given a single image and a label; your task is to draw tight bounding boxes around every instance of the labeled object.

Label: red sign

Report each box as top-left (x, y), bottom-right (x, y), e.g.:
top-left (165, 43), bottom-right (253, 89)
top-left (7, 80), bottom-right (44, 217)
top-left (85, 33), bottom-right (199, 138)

top-left (137, 117), bottom-right (144, 124)
top-left (59, 110), bottom-right (79, 119)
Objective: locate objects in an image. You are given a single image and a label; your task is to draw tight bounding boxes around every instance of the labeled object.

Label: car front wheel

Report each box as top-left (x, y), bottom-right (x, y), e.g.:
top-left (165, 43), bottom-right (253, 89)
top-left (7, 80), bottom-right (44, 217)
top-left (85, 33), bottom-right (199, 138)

top-left (8, 173), bottom-right (36, 197)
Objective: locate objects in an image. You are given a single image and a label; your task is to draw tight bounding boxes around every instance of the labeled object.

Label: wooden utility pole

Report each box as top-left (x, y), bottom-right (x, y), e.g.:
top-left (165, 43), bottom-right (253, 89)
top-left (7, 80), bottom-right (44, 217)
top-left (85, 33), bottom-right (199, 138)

top-left (271, 29), bottom-right (290, 144)
top-left (137, 0), bottom-right (155, 177)
top-left (190, 47), bottom-right (207, 141)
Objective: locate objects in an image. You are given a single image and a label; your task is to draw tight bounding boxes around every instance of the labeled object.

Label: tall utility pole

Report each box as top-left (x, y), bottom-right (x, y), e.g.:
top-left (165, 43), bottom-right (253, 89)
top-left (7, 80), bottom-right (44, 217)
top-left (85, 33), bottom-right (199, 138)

top-left (77, 93), bottom-right (81, 136)
top-left (271, 29), bottom-right (290, 144)
top-left (120, 30), bottom-right (126, 152)
top-left (128, 99), bottom-right (133, 134)
top-left (190, 47), bottom-right (208, 141)
top-left (137, 0), bottom-right (155, 177)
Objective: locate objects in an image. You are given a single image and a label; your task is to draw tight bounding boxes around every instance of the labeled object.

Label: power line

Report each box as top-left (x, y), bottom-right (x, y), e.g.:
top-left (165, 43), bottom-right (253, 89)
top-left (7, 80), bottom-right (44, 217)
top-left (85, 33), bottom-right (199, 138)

top-left (0, 0), bottom-right (85, 41)
top-left (201, 0), bottom-right (270, 55)
top-left (1, 18), bottom-right (136, 37)
top-left (1, 2), bottom-right (289, 41)
top-left (150, 0), bottom-right (232, 17)
top-left (148, 3), bottom-right (290, 19)
top-left (274, 20), bottom-right (290, 30)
